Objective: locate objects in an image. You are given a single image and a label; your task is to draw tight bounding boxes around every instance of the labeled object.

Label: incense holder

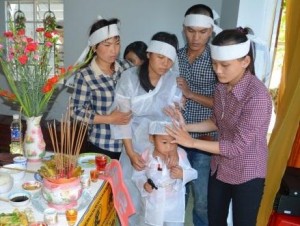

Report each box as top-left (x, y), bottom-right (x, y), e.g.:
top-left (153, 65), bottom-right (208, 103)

top-left (41, 177), bottom-right (82, 211)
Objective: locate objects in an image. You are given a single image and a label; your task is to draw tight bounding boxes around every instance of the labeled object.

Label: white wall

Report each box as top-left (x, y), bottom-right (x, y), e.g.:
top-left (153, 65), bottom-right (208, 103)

top-left (64, 0), bottom-right (222, 66)
top-left (237, 0), bottom-right (278, 45)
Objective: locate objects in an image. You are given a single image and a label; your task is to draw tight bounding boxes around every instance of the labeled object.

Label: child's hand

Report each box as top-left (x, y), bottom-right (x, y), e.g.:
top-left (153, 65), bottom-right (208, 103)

top-left (144, 182), bottom-right (154, 193)
top-left (170, 165), bottom-right (183, 179)
top-left (167, 152), bottom-right (179, 168)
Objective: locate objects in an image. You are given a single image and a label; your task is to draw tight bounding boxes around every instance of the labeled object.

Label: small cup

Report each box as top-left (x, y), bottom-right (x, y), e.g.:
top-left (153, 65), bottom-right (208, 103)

top-left (29, 222), bottom-right (47, 226)
top-left (90, 169), bottom-right (99, 183)
top-left (80, 174), bottom-right (91, 188)
top-left (65, 208), bottom-right (78, 226)
top-left (44, 208), bottom-right (57, 225)
top-left (95, 155), bottom-right (107, 173)
top-left (13, 156), bottom-right (27, 167)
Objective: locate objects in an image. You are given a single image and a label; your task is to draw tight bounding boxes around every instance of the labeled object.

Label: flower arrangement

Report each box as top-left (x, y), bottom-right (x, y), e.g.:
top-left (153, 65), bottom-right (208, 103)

top-left (0, 20), bottom-right (90, 117)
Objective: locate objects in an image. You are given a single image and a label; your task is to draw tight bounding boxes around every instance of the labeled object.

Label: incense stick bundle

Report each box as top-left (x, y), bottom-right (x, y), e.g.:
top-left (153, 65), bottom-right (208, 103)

top-left (47, 101), bottom-right (90, 178)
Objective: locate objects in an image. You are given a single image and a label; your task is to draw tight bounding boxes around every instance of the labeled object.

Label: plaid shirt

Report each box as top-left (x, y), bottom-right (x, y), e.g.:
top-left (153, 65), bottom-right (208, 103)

top-left (211, 72), bottom-right (272, 184)
top-left (71, 58), bottom-right (131, 152)
top-left (178, 45), bottom-right (217, 138)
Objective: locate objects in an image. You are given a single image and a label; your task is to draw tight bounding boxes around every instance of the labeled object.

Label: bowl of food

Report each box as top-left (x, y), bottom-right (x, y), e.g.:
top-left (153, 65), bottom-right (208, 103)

top-left (9, 191), bottom-right (31, 207)
top-left (0, 172), bottom-right (13, 194)
top-left (0, 163), bottom-right (26, 181)
top-left (22, 181), bottom-right (42, 195)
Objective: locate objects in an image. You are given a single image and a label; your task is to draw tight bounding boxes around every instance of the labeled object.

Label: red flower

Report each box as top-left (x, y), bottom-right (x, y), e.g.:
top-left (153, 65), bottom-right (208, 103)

top-left (42, 83), bottom-right (53, 93)
top-left (18, 55), bottom-right (28, 65)
top-left (60, 67), bottom-right (66, 74)
top-left (48, 75), bottom-right (59, 85)
top-left (36, 27), bottom-right (45, 32)
top-left (26, 37), bottom-right (34, 43)
top-left (0, 90), bottom-right (9, 97)
top-left (26, 43), bottom-right (38, 52)
top-left (4, 31), bottom-right (13, 38)
top-left (17, 29), bottom-right (25, 36)
top-left (67, 66), bottom-right (73, 72)
top-left (44, 32), bottom-right (53, 39)
top-left (7, 93), bottom-right (17, 101)
top-left (0, 90), bottom-right (16, 101)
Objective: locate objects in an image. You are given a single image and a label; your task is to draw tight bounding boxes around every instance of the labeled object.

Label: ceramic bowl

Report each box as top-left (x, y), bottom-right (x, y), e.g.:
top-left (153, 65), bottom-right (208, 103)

top-left (22, 181), bottom-right (42, 195)
top-left (9, 191), bottom-right (31, 207)
top-left (0, 172), bottom-right (13, 194)
top-left (0, 163), bottom-right (26, 181)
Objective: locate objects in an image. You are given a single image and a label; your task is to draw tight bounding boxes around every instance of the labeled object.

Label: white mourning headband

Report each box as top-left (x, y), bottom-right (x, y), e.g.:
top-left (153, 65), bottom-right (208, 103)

top-left (88, 24), bottom-right (119, 46)
top-left (65, 23), bottom-right (119, 88)
top-left (210, 39), bottom-right (251, 61)
top-left (183, 14), bottom-right (222, 34)
top-left (75, 24), bottom-right (119, 65)
top-left (146, 40), bottom-right (177, 62)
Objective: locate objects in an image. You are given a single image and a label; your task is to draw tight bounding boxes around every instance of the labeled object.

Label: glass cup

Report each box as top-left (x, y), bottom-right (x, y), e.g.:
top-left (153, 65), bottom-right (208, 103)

top-left (95, 155), bottom-right (107, 174)
top-left (44, 208), bottom-right (57, 225)
top-left (65, 209), bottom-right (78, 226)
top-left (90, 169), bottom-right (99, 182)
top-left (80, 174), bottom-right (91, 188)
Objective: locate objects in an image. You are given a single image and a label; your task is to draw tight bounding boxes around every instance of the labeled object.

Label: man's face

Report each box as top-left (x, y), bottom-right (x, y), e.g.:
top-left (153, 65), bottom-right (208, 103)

top-left (183, 26), bottom-right (212, 51)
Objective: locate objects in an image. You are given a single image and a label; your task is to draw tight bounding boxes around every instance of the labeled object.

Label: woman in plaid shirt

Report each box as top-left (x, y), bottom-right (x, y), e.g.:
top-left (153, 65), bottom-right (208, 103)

top-left (71, 18), bottom-right (132, 159)
top-left (166, 28), bottom-right (272, 226)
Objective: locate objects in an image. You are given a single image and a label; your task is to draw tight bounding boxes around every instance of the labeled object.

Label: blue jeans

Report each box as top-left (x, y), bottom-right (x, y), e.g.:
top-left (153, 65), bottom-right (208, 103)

top-left (185, 147), bottom-right (211, 226)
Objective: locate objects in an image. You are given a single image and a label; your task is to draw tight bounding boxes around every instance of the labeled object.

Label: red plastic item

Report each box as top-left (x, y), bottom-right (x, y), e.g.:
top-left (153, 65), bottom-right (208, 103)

top-left (268, 211), bottom-right (300, 226)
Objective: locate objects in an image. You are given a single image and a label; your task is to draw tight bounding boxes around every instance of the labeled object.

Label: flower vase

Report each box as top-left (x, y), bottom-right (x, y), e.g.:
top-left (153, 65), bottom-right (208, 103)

top-left (24, 115), bottom-right (46, 161)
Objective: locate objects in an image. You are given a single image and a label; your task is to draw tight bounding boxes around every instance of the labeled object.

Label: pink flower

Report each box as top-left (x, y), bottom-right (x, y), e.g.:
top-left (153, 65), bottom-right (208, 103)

top-left (45, 42), bottom-right (52, 48)
top-left (33, 54), bottom-right (39, 60)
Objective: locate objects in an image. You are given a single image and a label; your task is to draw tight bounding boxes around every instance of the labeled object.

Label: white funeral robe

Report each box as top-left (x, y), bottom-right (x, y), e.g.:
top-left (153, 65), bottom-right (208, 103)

top-left (111, 67), bottom-right (182, 225)
top-left (132, 147), bottom-right (197, 226)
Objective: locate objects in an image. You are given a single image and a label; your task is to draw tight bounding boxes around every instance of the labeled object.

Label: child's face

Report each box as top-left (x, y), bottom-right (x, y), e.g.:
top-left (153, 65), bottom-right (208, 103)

top-left (151, 134), bottom-right (178, 156)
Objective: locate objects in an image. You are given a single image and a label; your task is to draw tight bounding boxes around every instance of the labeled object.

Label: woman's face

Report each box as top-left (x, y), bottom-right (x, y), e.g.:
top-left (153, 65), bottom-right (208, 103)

top-left (148, 53), bottom-right (173, 76)
top-left (125, 51), bottom-right (144, 66)
top-left (212, 56), bottom-right (250, 87)
top-left (95, 36), bottom-right (120, 64)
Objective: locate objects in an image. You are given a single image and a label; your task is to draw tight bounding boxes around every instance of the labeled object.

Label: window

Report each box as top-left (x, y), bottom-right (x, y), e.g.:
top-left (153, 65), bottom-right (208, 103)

top-left (5, 0), bottom-right (64, 75)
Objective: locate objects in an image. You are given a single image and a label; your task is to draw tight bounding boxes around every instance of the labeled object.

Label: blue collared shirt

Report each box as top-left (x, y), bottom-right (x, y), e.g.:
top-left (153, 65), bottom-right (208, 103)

top-left (178, 45), bottom-right (217, 138)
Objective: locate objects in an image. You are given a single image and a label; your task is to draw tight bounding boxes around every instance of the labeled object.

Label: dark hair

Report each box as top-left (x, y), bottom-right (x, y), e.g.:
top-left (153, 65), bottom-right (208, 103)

top-left (185, 4), bottom-right (213, 18)
top-left (139, 32), bottom-right (178, 92)
top-left (81, 18), bottom-right (120, 68)
top-left (123, 41), bottom-right (148, 62)
top-left (211, 28), bottom-right (256, 75)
